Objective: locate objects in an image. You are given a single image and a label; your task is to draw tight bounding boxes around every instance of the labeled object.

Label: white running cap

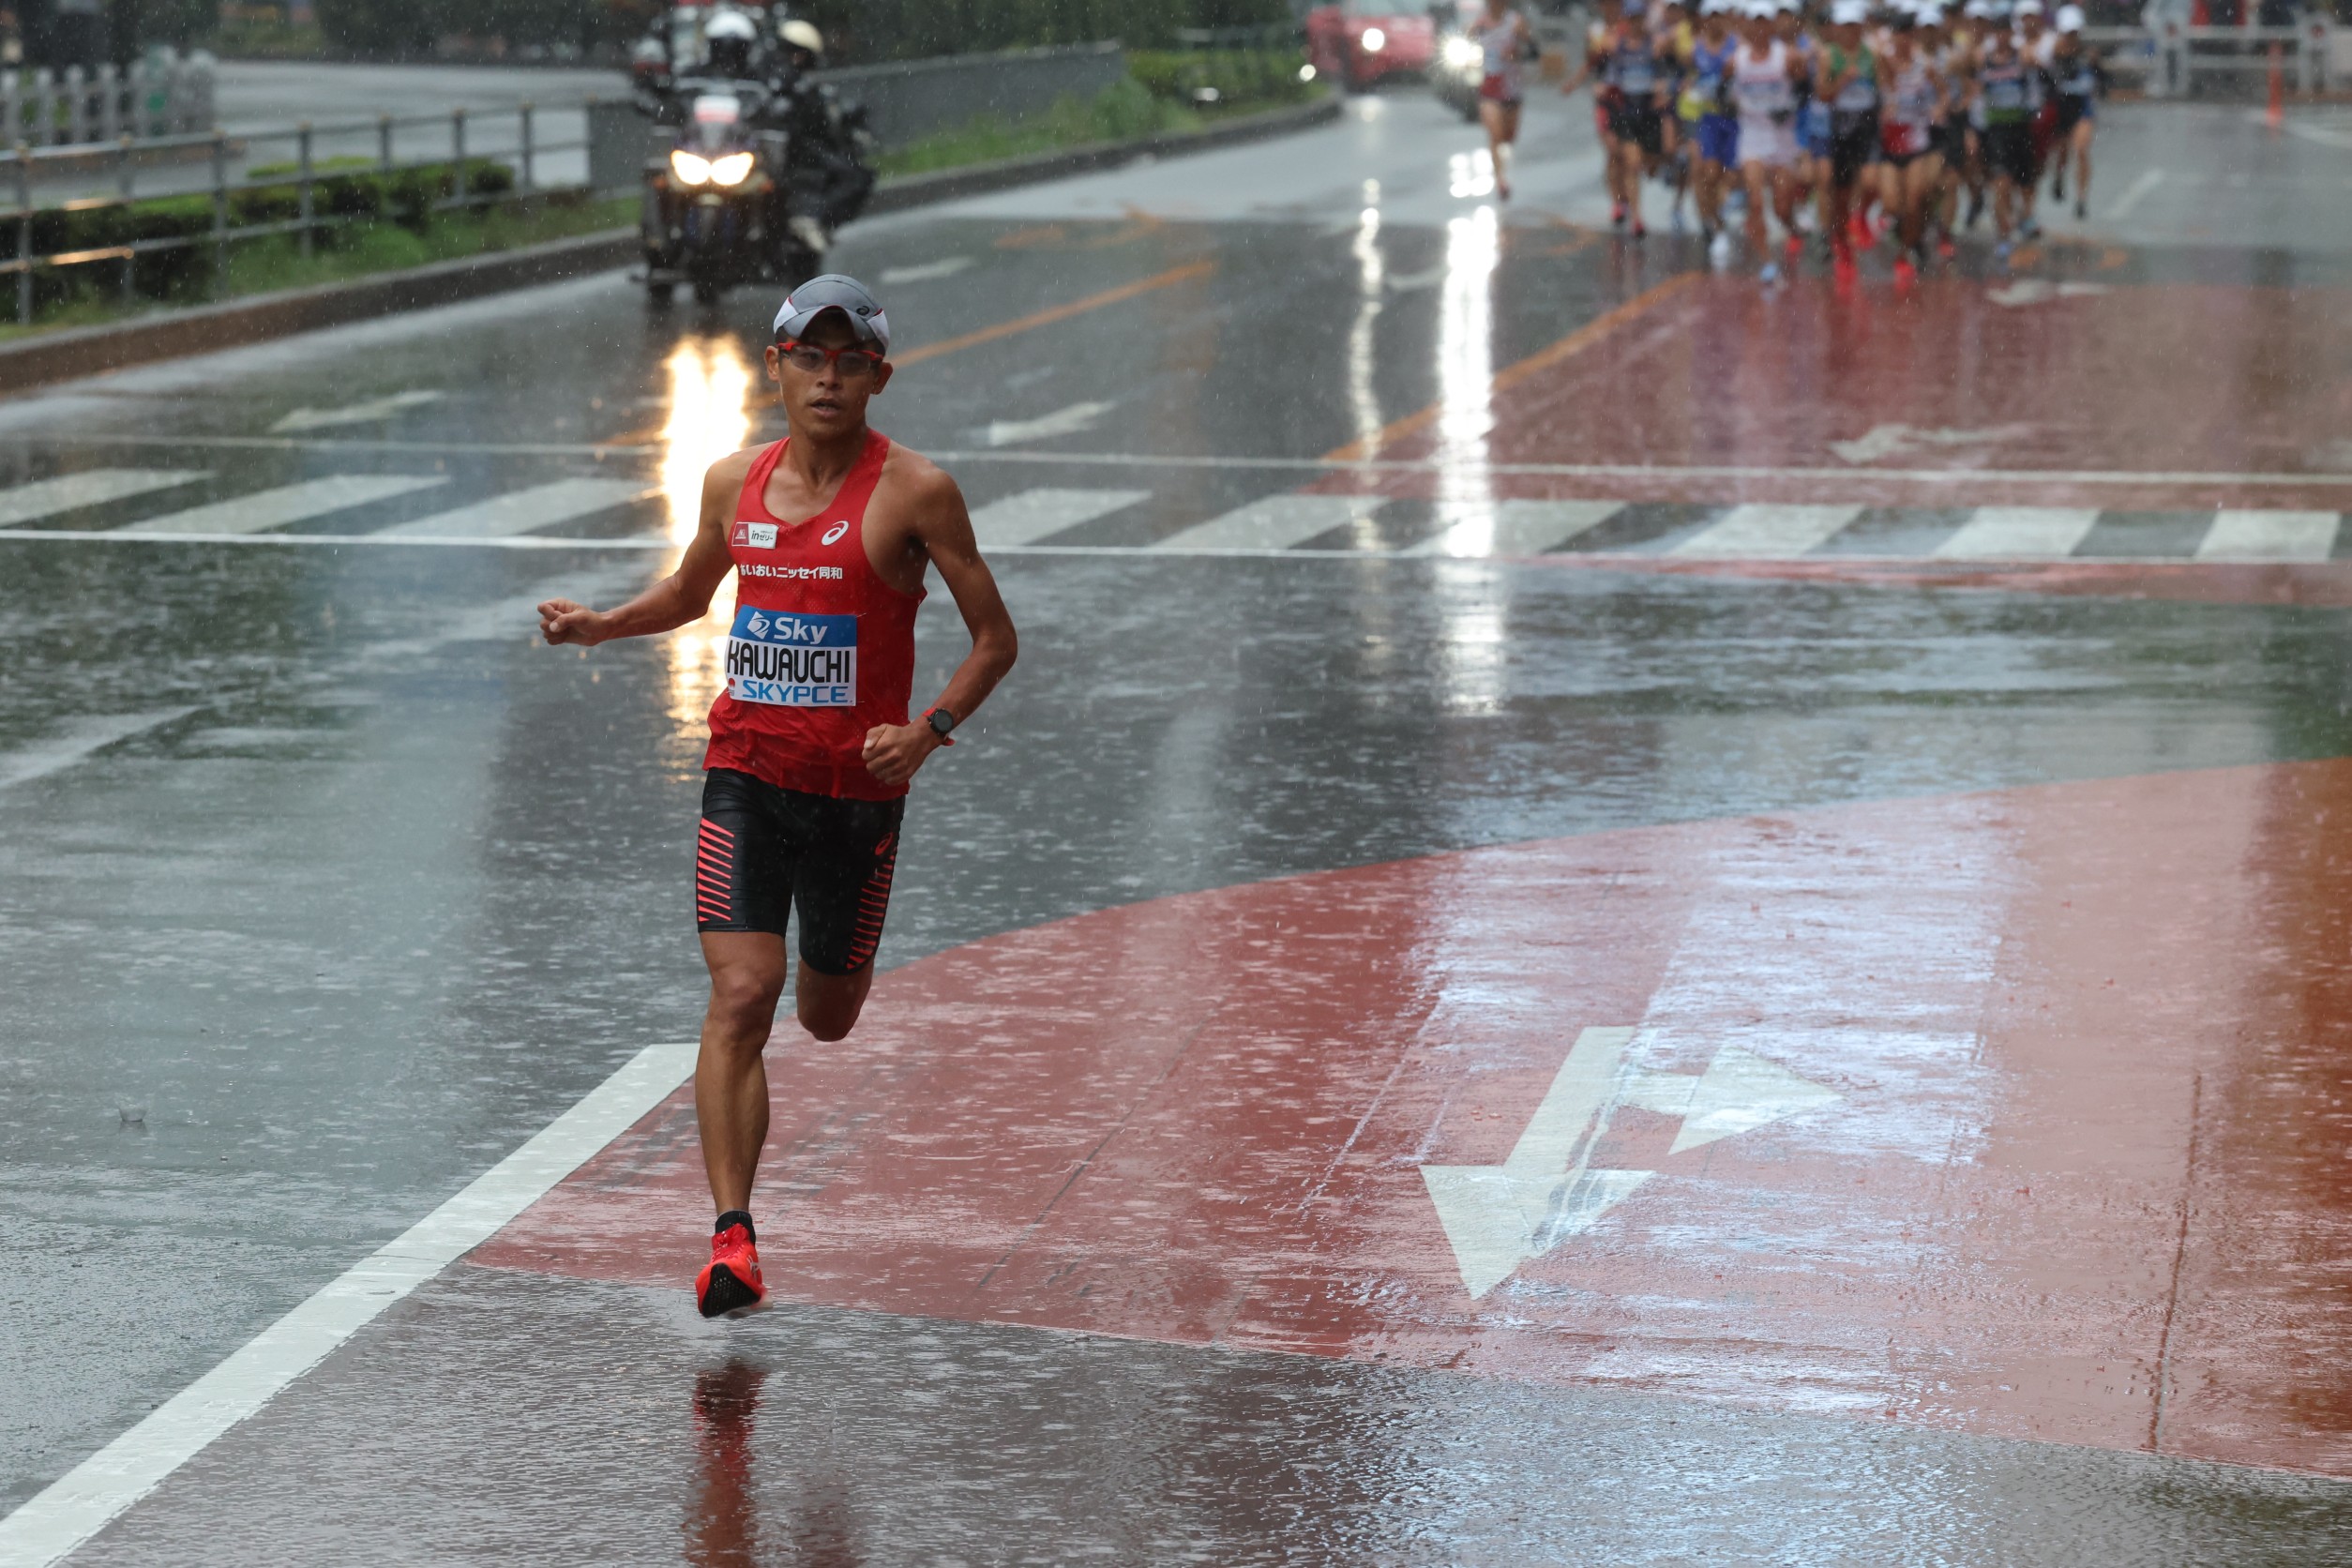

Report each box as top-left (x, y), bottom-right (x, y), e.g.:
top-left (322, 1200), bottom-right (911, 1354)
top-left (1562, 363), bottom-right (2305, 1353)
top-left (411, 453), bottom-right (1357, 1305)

top-left (2055, 2), bottom-right (2085, 27)
top-left (2016, 0), bottom-right (2044, 15)
top-left (772, 274), bottom-right (892, 354)
top-left (1831, 0), bottom-right (1869, 22)
top-left (1916, 4), bottom-right (1946, 22)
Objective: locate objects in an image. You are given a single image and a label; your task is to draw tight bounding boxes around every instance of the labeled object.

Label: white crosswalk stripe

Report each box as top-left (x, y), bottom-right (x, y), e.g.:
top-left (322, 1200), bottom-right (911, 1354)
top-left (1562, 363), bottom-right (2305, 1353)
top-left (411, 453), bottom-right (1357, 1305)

top-left (3, 467), bottom-right (2349, 568)
top-left (116, 475), bottom-right (449, 535)
top-left (1673, 504), bottom-right (1862, 559)
top-left (1153, 494), bottom-right (1386, 550)
top-left (378, 478), bottom-right (652, 539)
top-left (0, 469), bottom-right (204, 524)
top-left (968, 487), bottom-right (1150, 546)
top-left (1932, 506), bottom-right (2102, 561)
top-left (1405, 500), bottom-right (1625, 557)
top-left (2195, 509), bottom-right (2341, 563)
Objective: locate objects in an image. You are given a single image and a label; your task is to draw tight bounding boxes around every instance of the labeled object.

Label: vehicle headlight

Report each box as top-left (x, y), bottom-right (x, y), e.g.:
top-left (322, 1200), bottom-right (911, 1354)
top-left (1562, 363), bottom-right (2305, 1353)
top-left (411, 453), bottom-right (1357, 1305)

top-left (1361, 26), bottom-right (1387, 52)
top-left (669, 148), bottom-right (712, 186)
top-left (1443, 36), bottom-right (1482, 68)
top-left (709, 150), bottom-right (756, 187)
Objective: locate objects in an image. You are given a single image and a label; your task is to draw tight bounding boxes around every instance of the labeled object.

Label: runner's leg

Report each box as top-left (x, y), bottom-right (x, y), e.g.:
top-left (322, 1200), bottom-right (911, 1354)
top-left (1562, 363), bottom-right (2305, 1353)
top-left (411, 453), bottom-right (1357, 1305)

top-left (697, 931), bottom-right (788, 1214)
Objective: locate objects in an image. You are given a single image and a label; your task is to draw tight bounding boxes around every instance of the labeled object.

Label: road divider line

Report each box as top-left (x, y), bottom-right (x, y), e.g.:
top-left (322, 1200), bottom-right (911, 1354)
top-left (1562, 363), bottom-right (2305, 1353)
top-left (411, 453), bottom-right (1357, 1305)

top-left (1325, 273), bottom-right (1702, 462)
top-left (0, 1040), bottom-right (699, 1568)
top-left (0, 709), bottom-right (198, 792)
top-left (2106, 167), bottom-right (2165, 221)
top-left (892, 259), bottom-right (1217, 367)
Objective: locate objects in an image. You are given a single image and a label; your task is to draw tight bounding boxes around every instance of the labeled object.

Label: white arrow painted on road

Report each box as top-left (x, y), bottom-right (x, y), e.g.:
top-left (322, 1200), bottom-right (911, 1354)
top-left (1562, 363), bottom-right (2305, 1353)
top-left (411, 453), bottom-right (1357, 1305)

top-left (1421, 1027), bottom-right (1841, 1299)
top-left (270, 390), bottom-right (444, 432)
top-left (974, 400), bottom-right (1114, 448)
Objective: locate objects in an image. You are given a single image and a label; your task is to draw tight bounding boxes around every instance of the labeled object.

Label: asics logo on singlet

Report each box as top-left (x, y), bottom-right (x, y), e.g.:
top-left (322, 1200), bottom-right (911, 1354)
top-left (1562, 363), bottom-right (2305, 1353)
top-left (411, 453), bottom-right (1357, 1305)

top-left (822, 520), bottom-right (850, 546)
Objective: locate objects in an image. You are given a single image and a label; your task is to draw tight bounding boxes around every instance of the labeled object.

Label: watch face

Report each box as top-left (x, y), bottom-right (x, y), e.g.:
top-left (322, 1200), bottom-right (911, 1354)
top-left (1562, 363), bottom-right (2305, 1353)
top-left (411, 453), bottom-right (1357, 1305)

top-left (929, 709), bottom-right (956, 734)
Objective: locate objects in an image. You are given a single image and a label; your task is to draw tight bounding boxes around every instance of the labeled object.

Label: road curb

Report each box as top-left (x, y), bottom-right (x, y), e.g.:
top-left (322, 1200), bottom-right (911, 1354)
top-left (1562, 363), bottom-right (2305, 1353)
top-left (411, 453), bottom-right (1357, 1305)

top-left (0, 96), bottom-right (1341, 400)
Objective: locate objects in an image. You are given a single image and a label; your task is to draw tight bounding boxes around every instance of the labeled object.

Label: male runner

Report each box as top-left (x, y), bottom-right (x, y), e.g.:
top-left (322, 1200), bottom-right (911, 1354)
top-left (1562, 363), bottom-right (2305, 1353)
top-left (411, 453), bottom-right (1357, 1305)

top-left (1817, 0), bottom-right (1882, 276)
top-left (1732, 0), bottom-right (1807, 281)
top-left (1973, 21), bottom-right (2037, 262)
top-left (1877, 8), bottom-right (1949, 283)
top-left (2046, 4), bottom-right (2101, 217)
top-left (536, 275), bottom-right (1019, 1317)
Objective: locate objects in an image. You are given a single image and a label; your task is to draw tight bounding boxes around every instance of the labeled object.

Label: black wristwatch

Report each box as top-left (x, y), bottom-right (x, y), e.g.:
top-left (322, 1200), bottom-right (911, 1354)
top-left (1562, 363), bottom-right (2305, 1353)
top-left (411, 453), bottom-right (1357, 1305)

top-left (926, 706), bottom-right (958, 743)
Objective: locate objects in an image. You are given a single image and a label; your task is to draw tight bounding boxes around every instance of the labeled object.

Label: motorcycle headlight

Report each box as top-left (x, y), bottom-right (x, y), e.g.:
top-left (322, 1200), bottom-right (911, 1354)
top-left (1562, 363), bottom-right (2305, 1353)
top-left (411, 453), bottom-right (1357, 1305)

top-left (1443, 36), bottom-right (1482, 68)
top-left (1361, 26), bottom-right (1387, 52)
top-left (709, 151), bottom-right (756, 187)
top-left (669, 148), bottom-right (712, 186)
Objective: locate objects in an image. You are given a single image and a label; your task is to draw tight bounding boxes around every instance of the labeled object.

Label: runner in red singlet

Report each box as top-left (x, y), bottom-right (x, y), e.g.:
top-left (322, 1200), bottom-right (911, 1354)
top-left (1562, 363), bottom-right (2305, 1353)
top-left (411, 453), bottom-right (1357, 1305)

top-left (536, 275), bottom-right (1018, 1318)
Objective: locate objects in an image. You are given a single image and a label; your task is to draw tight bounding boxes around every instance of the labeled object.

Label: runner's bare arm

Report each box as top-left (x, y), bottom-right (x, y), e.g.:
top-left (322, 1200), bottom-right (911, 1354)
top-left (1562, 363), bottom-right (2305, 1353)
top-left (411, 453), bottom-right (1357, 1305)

top-left (860, 465), bottom-right (1018, 787)
top-left (537, 455), bottom-right (747, 646)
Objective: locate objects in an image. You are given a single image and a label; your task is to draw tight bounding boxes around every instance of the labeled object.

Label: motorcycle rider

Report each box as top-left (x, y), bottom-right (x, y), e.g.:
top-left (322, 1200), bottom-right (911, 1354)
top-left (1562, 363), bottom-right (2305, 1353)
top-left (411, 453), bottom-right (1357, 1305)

top-left (762, 19), bottom-right (877, 257)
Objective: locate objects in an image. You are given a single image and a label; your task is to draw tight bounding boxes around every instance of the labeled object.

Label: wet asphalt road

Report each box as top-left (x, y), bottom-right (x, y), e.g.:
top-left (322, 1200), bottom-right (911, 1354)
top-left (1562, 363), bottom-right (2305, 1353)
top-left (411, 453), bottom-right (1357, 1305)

top-left (6, 88), bottom-right (2352, 1560)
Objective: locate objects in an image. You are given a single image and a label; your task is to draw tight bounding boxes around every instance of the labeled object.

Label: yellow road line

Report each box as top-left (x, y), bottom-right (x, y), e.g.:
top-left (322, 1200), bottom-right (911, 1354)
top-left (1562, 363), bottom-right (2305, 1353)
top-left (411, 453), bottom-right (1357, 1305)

top-left (894, 259), bottom-right (1218, 367)
top-left (1324, 272), bottom-right (1702, 463)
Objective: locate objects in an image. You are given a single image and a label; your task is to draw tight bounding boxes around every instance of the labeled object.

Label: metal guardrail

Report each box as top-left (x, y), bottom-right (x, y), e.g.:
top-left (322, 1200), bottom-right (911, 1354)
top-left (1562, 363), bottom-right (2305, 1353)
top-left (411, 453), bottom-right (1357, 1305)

top-left (0, 103), bottom-right (593, 327)
top-left (2086, 20), bottom-right (2339, 95)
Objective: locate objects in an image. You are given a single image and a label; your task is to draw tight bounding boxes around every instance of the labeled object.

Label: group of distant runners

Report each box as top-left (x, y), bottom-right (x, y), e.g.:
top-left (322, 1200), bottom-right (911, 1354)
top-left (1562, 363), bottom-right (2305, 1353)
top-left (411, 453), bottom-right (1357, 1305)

top-left (1473, 0), bottom-right (2107, 281)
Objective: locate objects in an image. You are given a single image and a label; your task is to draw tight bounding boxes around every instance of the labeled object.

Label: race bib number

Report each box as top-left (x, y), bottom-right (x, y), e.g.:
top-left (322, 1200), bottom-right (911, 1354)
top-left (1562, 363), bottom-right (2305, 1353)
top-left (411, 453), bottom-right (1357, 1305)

top-left (726, 607), bottom-right (856, 707)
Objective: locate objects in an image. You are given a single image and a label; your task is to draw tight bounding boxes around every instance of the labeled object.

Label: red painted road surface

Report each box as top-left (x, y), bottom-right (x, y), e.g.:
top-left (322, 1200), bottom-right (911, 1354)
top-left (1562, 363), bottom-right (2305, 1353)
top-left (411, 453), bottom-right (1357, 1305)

top-left (473, 761), bottom-right (2352, 1480)
top-left (1318, 278), bottom-right (2352, 512)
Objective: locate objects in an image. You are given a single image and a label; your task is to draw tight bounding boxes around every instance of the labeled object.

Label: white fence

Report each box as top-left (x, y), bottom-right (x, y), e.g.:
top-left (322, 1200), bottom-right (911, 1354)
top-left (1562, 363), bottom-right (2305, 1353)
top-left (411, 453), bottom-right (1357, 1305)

top-left (2086, 20), bottom-right (2339, 97)
top-left (0, 51), bottom-right (216, 149)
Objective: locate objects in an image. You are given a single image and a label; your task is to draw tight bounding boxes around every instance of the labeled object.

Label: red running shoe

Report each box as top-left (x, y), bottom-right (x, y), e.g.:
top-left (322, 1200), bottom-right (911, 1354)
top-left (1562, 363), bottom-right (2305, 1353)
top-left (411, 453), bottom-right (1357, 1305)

top-left (696, 1222), bottom-right (767, 1319)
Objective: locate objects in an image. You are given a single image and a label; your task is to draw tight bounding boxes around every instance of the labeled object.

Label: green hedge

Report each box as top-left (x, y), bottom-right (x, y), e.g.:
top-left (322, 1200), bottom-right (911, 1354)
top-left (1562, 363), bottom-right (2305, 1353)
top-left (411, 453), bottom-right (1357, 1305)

top-left (1127, 49), bottom-right (1317, 112)
top-left (22, 158), bottom-right (515, 312)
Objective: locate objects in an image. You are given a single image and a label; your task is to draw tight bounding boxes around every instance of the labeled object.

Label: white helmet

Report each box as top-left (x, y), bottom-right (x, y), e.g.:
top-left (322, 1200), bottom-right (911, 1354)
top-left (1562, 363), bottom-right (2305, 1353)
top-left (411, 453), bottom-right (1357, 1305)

top-left (778, 19), bottom-right (825, 55)
top-left (704, 9), bottom-right (758, 41)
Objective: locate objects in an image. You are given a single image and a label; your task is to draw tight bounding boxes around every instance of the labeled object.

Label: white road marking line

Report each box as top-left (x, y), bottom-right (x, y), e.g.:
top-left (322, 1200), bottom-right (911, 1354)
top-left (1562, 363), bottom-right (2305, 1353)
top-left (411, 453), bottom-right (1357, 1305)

top-left (377, 478), bottom-right (652, 539)
top-left (1672, 504), bottom-right (1862, 559)
top-left (1153, 494), bottom-right (1388, 550)
top-left (0, 469), bottom-right (205, 523)
top-left (2254, 113), bottom-right (2352, 153)
top-left (974, 401), bottom-right (1115, 448)
top-left (1405, 500), bottom-right (1624, 557)
top-left (1933, 506), bottom-right (2102, 560)
top-left (878, 255), bottom-right (974, 284)
top-left (0, 709), bottom-right (198, 792)
top-left (114, 475), bottom-right (449, 535)
top-left (0, 1040), bottom-right (699, 1568)
top-left (26, 437), bottom-right (2352, 491)
top-left (11, 525), bottom-right (2352, 574)
top-left (268, 390), bottom-right (444, 434)
top-left (2195, 509), bottom-right (2341, 563)
top-left (967, 487), bottom-right (1150, 546)
top-left (2104, 167), bottom-right (2165, 220)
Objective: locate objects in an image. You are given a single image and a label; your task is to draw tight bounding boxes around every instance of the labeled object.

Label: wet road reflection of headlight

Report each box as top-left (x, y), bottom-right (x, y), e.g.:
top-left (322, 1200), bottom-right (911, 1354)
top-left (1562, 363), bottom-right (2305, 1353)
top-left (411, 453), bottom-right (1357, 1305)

top-left (709, 151), bottom-right (755, 187)
top-left (1361, 26), bottom-right (1387, 51)
top-left (1443, 36), bottom-right (1481, 68)
top-left (670, 148), bottom-right (713, 186)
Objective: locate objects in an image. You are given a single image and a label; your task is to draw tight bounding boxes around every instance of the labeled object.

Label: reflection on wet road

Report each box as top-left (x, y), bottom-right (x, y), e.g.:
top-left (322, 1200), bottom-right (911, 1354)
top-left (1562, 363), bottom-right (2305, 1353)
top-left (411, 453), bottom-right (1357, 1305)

top-left (5, 87), bottom-right (2352, 1563)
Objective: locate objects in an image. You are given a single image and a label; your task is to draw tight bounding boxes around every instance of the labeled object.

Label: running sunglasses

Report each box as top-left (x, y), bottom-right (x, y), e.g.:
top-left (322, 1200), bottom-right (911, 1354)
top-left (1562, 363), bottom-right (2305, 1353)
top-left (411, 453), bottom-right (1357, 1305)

top-left (775, 339), bottom-right (885, 379)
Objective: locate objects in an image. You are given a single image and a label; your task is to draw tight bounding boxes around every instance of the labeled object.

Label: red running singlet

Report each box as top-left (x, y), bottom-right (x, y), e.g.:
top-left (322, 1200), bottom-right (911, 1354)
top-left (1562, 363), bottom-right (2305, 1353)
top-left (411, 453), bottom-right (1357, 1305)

top-left (701, 430), bottom-right (924, 801)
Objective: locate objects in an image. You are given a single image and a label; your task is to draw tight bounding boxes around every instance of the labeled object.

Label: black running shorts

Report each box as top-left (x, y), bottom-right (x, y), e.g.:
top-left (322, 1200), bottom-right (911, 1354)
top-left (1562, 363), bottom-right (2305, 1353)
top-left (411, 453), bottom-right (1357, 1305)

top-left (1608, 98), bottom-right (1666, 156)
top-left (1984, 122), bottom-right (2035, 184)
top-left (1830, 112), bottom-right (1878, 186)
top-left (695, 768), bottom-right (904, 974)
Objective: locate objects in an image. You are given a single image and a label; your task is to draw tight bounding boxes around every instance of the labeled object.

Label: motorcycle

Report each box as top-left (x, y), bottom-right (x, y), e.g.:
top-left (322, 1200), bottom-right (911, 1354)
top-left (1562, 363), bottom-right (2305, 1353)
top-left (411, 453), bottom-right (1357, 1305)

top-left (641, 83), bottom-right (808, 307)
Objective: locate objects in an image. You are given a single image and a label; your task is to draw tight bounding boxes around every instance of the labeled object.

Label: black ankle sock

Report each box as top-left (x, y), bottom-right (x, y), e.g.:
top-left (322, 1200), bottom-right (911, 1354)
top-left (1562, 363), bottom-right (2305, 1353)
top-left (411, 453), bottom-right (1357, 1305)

top-left (715, 1210), bottom-right (755, 1243)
